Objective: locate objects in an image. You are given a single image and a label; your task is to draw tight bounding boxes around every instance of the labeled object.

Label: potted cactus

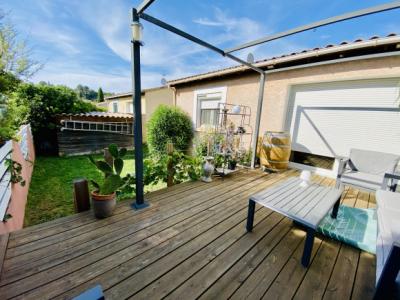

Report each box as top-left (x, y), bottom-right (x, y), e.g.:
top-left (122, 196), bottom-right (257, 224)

top-left (89, 144), bottom-right (128, 218)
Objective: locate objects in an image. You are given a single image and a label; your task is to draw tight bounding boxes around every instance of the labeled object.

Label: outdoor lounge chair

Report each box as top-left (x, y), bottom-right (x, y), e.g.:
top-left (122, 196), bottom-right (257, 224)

top-left (337, 149), bottom-right (400, 192)
top-left (374, 173), bottom-right (400, 299)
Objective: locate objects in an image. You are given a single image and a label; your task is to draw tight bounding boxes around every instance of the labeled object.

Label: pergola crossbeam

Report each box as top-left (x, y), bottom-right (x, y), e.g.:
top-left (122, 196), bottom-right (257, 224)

top-left (140, 13), bottom-right (225, 55)
top-left (139, 13), bottom-right (264, 74)
top-left (137, 0), bottom-right (156, 14)
top-left (225, 1), bottom-right (400, 53)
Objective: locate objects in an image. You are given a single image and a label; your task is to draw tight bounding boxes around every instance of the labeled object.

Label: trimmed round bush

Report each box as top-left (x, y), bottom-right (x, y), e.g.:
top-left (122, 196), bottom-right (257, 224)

top-left (147, 105), bottom-right (193, 154)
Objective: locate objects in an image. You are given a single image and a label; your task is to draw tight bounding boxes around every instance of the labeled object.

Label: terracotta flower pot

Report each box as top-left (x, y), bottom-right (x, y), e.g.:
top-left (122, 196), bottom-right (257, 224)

top-left (91, 191), bottom-right (116, 219)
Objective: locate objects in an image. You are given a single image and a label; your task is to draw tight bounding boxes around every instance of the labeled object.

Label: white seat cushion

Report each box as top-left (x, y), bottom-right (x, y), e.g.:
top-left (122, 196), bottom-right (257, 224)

top-left (349, 149), bottom-right (400, 175)
top-left (340, 170), bottom-right (383, 191)
top-left (376, 208), bottom-right (400, 286)
top-left (376, 190), bottom-right (400, 211)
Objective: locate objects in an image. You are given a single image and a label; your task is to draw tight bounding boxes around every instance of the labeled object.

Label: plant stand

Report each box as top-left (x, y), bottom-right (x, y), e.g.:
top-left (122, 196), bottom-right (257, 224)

top-left (211, 103), bottom-right (252, 177)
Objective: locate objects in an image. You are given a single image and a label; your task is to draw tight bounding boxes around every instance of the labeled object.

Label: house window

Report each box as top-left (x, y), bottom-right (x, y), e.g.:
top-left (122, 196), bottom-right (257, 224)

top-left (112, 101), bottom-right (118, 113)
top-left (196, 91), bottom-right (224, 127)
top-left (125, 102), bottom-right (133, 113)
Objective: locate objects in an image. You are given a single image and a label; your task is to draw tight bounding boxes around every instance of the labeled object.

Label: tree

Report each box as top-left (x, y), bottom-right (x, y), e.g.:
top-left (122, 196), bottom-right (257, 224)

top-left (0, 11), bottom-right (41, 80)
top-left (87, 88), bottom-right (97, 100)
top-left (0, 10), bottom-right (41, 142)
top-left (75, 84), bottom-right (97, 101)
top-left (76, 84), bottom-right (87, 99)
top-left (0, 71), bottom-right (19, 94)
top-left (97, 87), bottom-right (104, 102)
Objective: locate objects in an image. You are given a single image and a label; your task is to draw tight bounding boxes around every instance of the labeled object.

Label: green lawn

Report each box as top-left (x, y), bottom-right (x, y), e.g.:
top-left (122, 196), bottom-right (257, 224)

top-left (25, 152), bottom-right (166, 226)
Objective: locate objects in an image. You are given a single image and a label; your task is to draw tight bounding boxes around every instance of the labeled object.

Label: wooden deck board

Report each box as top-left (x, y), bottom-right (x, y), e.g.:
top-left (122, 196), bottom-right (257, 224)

top-left (2, 172), bottom-right (255, 274)
top-left (262, 235), bottom-right (323, 299)
top-left (323, 244), bottom-right (359, 300)
top-left (230, 227), bottom-right (305, 299)
top-left (0, 169), bottom-right (377, 300)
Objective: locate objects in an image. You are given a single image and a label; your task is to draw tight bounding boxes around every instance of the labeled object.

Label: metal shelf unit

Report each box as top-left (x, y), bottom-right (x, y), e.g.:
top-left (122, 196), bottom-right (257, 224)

top-left (212, 103), bottom-right (253, 176)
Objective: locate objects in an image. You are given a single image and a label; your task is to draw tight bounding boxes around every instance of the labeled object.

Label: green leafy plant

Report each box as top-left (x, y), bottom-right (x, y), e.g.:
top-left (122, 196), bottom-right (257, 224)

top-left (89, 144), bottom-right (129, 195)
top-left (6, 158), bottom-right (25, 186)
top-left (238, 149), bottom-right (252, 166)
top-left (3, 213), bottom-right (12, 222)
top-left (182, 155), bottom-right (203, 181)
top-left (141, 151), bottom-right (203, 186)
top-left (214, 153), bottom-right (224, 168)
top-left (143, 154), bottom-right (168, 186)
top-left (3, 157), bottom-right (26, 221)
top-left (0, 94), bottom-right (29, 142)
top-left (147, 105), bottom-right (193, 154)
top-left (228, 151), bottom-right (238, 163)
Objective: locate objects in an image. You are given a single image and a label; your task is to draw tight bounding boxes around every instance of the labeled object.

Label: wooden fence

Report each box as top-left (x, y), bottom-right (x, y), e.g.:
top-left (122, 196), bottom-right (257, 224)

top-left (0, 125), bottom-right (35, 234)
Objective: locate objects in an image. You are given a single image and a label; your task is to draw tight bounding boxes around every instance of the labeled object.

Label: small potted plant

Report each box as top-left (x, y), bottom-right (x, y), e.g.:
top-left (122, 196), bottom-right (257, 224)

top-left (89, 144), bottom-right (128, 218)
top-left (228, 156), bottom-right (237, 170)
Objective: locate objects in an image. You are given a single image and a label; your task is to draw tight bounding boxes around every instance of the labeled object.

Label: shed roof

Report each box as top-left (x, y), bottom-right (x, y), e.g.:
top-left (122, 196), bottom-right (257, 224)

top-left (57, 111), bottom-right (133, 120)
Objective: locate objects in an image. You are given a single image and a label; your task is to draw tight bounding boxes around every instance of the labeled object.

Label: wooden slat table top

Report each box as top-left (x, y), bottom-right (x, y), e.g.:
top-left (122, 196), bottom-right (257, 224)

top-left (250, 177), bottom-right (344, 229)
top-left (0, 169), bottom-right (375, 300)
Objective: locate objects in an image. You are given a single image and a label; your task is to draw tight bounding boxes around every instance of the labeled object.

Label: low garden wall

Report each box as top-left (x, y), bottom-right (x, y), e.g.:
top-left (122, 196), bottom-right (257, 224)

top-left (0, 125), bottom-right (35, 234)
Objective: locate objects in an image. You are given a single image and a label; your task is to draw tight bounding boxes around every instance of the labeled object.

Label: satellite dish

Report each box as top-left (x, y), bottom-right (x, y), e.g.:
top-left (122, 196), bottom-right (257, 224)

top-left (247, 53), bottom-right (254, 64)
top-left (161, 77), bottom-right (167, 86)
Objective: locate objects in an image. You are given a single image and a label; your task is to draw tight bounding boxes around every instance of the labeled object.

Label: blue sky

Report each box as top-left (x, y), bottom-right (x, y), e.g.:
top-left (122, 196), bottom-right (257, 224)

top-left (2, 0), bottom-right (400, 92)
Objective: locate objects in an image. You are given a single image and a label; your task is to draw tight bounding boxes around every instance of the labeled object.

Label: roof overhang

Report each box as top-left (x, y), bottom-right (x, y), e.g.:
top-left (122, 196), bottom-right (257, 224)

top-left (168, 35), bottom-right (400, 87)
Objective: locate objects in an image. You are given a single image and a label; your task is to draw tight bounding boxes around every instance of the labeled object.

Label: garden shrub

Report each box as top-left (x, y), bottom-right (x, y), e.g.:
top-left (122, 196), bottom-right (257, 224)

top-left (0, 95), bottom-right (29, 143)
top-left (143, 151), bottom-right (203, 185)
top-left (147, 105), bottom-right (193, 154)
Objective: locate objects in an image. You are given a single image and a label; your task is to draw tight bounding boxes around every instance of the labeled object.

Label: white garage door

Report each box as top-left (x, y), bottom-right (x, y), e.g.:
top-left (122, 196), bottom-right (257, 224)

top-left (286, 78), bottom-right (400, 158)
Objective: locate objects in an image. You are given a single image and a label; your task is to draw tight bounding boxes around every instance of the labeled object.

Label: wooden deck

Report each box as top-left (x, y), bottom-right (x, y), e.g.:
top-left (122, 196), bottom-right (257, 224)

top-left (0, 169), bottom-right (376, 299)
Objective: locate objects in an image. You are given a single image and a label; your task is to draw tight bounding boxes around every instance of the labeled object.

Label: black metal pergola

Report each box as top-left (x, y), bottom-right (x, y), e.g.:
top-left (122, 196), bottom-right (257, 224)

top-left (130, 0), bottom-right (400, 209)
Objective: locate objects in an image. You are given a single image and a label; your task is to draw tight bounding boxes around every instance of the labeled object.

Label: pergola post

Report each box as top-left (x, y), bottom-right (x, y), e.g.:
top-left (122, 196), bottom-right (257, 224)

top-left (131, 8), bottom-right (148, 210)
top-left (251, 73), bottom-right (265, 169)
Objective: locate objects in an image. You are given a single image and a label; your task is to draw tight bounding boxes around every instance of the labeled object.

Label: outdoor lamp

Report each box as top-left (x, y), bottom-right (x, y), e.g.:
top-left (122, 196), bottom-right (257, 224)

top-left (131, 21), bottom-right (143, 43)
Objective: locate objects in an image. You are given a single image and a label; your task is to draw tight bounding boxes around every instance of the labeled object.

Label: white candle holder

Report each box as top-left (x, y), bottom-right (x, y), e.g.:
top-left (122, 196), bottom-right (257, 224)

top-left (299, 170), bottom-right (311, 187)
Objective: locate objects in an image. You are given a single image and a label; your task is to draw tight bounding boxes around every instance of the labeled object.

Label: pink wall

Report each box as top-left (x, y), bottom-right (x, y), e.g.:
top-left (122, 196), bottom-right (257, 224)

top-left (0, 127), bottom-right (35, 234)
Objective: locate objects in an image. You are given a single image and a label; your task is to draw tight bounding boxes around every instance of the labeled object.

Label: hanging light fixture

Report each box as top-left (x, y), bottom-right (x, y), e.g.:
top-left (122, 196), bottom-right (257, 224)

top-left (131, 20), bottom-right (143, 43)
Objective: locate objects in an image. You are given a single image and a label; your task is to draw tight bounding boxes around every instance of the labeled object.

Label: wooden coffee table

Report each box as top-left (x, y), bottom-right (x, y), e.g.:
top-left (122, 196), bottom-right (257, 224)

top-left (246, 177), bottom-right (344, 267)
